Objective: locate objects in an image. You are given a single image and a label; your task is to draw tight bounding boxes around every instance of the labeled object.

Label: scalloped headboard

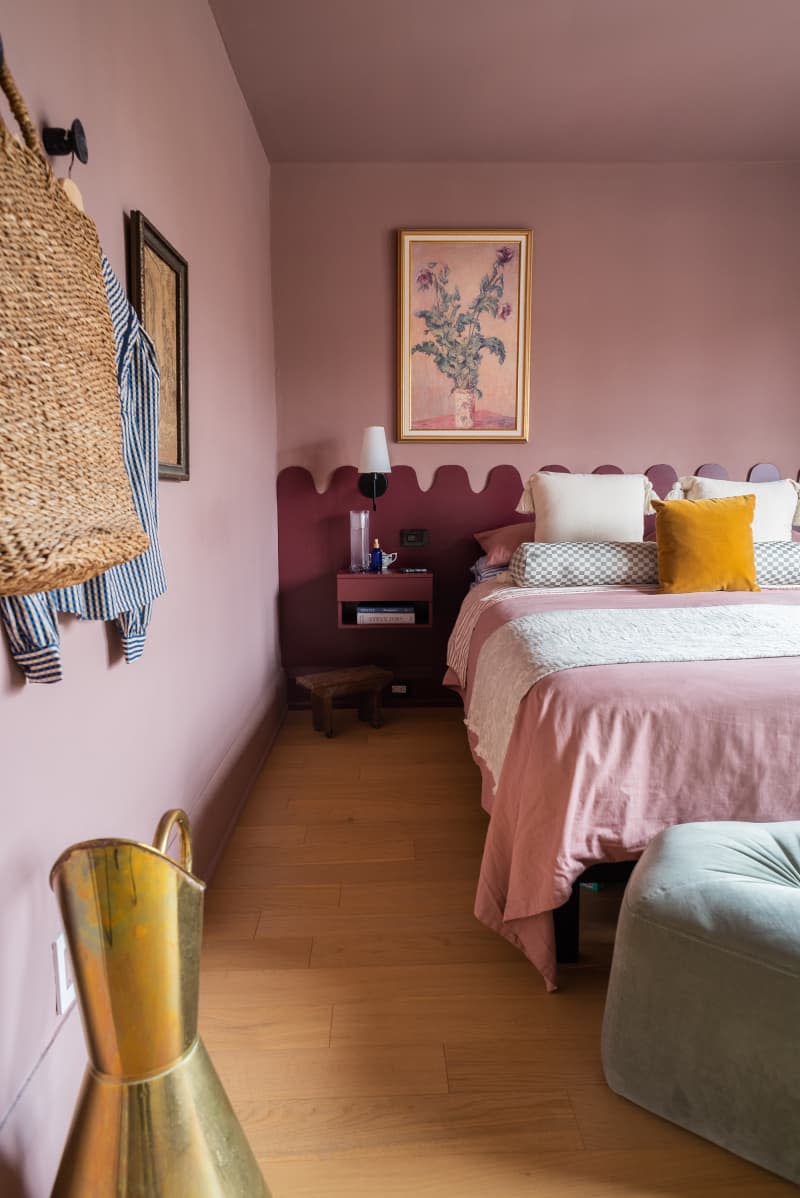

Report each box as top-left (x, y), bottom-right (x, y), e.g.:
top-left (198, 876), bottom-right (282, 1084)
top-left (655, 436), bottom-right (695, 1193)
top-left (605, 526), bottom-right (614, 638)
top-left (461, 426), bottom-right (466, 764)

top-left (277, 461), bottom-right (793, 706)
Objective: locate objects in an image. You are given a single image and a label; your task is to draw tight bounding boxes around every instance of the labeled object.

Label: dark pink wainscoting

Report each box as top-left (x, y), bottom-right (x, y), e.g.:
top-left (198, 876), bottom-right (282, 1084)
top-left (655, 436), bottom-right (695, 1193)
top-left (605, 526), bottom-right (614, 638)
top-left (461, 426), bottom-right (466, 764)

top-left (277, 461), bottom-right (790, 706)
top-left (278, 464), bottom-right (525, 705)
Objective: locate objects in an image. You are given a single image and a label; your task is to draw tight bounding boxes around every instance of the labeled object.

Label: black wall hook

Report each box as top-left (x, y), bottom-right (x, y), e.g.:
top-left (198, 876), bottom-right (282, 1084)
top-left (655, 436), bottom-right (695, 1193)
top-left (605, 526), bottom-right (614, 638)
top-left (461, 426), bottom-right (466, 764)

top-left (42, 118), bottom-right (88, 164)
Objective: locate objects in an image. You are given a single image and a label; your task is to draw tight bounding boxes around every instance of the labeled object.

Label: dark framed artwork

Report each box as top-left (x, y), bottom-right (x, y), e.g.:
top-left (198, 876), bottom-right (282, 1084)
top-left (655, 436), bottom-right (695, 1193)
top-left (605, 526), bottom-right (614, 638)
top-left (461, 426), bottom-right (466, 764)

top-left (129, 211), bottom-right (189, 480)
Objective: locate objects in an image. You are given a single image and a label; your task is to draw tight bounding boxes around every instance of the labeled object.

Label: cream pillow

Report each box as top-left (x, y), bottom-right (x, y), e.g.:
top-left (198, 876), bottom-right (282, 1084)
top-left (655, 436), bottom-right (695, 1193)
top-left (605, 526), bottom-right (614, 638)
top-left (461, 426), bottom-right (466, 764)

top-left (666, 477), bottom-right (800, 542)
top-left (516, 472), bottom-right (655, 543)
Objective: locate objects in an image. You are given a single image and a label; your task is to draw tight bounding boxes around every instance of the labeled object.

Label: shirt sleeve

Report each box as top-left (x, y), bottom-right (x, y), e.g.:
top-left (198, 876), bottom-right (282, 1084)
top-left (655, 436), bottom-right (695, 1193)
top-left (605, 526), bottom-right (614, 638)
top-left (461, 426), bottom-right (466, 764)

top-left (0, 594), bottom-right (63, 683)
top-left (115, 603), bottom-right (153, 663)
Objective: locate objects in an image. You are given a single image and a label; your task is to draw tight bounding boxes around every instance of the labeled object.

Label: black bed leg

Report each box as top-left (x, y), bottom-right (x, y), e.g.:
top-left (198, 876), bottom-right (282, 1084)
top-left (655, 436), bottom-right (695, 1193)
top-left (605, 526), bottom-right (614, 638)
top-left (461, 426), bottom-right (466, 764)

top-left (554, 882), bottom-right (581, 963)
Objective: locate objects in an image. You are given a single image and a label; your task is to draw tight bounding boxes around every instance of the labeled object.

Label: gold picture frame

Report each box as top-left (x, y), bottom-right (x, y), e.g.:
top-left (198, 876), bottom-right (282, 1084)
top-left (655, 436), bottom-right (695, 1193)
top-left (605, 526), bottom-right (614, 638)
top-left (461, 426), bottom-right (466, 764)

top-left (129, 212), bottom-right (189, 480)
top-left (397, 229), bottom-right (532, 442)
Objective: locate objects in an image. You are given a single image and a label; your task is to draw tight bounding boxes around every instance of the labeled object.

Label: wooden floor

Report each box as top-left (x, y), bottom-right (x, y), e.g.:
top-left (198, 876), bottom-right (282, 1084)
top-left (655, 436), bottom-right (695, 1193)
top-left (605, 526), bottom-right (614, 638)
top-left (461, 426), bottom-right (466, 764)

top-left (200, 708), bottom-right (791, 1197)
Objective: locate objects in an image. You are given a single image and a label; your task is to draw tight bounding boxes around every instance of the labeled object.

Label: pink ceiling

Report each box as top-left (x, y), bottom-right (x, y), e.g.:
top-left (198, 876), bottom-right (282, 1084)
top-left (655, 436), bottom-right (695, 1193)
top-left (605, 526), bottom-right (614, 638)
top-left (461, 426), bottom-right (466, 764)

top-left (209, 0), bottom-right (800, 162)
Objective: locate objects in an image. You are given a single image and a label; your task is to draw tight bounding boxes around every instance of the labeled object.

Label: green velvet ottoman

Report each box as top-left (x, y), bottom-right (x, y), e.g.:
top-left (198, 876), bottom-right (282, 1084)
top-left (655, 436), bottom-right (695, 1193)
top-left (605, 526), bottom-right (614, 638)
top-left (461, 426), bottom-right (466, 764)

top-left (601, 821), bottom-right (800, 1185)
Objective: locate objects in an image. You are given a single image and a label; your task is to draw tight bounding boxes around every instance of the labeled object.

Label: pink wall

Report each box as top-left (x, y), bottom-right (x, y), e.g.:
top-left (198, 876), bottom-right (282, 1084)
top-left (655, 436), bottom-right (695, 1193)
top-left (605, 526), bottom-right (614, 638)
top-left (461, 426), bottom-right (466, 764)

top-left (0, 2), bottom-right (282, 1192)
top-left (272, 163), bottom-right (800, 489)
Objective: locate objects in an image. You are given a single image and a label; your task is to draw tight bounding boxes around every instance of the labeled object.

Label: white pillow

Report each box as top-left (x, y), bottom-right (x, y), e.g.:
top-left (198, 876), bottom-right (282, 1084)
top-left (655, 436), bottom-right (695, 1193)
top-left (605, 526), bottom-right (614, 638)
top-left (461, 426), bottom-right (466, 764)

top-left (665, 477), bottom-right (800, 542)
top-left (516, 472), bottom-right (655, 543)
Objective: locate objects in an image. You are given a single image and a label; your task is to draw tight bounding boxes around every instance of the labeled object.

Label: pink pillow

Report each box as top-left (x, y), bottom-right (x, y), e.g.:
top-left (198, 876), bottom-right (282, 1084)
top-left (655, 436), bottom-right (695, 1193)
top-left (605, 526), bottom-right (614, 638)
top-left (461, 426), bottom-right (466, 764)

top-left (475, 521), bottom-right (536, 567)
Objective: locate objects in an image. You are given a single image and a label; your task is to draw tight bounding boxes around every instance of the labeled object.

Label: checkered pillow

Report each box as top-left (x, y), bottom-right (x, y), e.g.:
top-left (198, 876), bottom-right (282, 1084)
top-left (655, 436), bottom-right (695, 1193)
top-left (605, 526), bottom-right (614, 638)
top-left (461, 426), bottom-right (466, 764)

top-left (754, 542), bottom-right (800, 585)
top-left (510, 541), bottom-right (659, 588)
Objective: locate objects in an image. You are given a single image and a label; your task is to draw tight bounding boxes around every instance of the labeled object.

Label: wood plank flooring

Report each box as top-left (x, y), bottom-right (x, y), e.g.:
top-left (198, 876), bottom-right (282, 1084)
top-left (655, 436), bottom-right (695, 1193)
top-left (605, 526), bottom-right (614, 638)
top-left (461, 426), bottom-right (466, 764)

top-left (200, 708), bottom-right (792, 1197)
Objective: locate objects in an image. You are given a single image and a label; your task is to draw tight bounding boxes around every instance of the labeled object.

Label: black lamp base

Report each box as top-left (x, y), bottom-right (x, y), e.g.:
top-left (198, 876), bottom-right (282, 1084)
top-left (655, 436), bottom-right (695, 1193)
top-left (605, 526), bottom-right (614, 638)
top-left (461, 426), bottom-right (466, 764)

top-left (358, 472), bottom-right (388, 510)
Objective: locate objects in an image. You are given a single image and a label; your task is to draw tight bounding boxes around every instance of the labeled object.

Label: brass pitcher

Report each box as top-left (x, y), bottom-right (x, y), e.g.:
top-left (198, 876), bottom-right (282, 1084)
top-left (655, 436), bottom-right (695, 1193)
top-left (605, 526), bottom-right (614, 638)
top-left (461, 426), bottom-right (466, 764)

top-left (50, 809), bottom-right (269, 1197)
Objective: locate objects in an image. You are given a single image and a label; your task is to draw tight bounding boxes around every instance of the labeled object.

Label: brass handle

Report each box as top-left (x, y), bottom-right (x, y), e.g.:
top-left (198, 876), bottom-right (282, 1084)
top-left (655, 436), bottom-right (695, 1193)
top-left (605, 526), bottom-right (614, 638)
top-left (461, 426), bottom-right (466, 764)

top-left (152, 809), bottom-right (193, 873)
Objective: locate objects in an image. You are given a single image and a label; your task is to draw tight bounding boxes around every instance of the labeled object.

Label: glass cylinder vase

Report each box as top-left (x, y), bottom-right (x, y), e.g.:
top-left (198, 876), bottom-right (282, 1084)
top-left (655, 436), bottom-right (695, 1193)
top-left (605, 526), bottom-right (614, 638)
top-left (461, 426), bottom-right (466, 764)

top-left (349, 510), bottom-right (370, 572)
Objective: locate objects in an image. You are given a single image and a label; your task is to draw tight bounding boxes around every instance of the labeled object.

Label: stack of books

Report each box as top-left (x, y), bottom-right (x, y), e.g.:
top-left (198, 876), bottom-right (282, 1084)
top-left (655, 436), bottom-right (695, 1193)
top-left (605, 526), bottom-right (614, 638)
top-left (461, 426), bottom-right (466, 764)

top-left (356, 604), bottom-right (415, 626)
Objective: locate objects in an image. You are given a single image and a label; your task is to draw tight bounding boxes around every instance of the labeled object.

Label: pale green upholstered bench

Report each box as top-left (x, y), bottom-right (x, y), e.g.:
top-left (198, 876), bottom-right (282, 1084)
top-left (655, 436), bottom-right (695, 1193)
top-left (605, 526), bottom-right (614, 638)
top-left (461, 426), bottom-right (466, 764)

top-left (602, 821), bottom-right (800, 1186)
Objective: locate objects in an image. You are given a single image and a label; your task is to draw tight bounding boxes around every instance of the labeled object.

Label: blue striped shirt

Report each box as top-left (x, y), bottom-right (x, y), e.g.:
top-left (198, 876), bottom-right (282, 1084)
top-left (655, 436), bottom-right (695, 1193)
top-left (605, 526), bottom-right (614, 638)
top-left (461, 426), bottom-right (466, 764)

top-left (0, 257), bottom-right (166, 683)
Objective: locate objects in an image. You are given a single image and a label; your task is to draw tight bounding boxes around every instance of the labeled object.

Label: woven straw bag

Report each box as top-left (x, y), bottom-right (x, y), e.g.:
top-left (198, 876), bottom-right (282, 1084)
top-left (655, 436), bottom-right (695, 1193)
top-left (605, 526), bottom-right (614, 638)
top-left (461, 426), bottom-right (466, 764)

top-left (0, 45), bottom-right (149, 596)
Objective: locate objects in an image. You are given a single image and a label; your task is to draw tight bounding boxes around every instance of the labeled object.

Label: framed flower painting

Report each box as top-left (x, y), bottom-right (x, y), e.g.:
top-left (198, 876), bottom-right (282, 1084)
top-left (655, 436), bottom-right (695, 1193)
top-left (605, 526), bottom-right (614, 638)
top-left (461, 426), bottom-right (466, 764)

top-left (397, 229), bottom-right (532, 442)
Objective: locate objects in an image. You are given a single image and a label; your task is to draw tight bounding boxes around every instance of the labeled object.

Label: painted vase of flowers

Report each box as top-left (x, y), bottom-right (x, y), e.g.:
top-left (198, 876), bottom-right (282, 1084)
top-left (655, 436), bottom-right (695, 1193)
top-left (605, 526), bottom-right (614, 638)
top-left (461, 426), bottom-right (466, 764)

top-left (452, 387), bottom-right (477, 429)
top-left (412, 246), bottom-right (514, 429)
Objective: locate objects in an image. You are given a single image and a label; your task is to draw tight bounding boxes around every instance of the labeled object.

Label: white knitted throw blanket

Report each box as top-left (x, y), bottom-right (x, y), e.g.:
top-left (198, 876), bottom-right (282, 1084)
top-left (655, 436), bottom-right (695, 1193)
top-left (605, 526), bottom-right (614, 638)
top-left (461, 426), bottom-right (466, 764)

top-left (468, 603), bottom-right (800, 793)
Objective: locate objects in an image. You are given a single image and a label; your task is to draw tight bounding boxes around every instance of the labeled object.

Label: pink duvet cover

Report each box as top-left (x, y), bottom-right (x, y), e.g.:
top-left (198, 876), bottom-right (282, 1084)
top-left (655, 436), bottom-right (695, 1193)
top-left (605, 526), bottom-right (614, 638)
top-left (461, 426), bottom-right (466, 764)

top-left (446, 587), bottom-right (800, 989)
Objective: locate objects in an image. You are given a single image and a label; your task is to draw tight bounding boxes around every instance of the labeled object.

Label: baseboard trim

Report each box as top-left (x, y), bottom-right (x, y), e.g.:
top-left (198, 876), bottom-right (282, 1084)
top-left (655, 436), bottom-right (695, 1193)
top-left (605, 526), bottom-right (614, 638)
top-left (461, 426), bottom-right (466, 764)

top-left (189, 677), bottom-right (288, 881)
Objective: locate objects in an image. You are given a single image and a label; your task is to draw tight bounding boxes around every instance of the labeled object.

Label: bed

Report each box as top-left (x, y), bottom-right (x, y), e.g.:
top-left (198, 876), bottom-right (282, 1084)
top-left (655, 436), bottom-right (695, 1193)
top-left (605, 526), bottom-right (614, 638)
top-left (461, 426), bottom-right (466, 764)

top-left (445, 577), bottom-right (800, 990)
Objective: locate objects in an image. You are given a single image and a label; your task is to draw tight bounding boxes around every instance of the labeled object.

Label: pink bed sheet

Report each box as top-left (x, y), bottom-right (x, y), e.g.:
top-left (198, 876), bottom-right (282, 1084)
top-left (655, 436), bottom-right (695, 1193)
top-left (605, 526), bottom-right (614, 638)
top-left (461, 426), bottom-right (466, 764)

top-left (447, 588), bottom-right (800, 990)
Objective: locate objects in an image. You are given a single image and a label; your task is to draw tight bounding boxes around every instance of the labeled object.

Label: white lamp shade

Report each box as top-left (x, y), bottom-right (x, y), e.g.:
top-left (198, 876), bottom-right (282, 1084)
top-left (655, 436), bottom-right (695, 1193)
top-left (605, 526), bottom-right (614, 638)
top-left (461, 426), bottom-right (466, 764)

top-left (358, 426), bottom-right (392, 474)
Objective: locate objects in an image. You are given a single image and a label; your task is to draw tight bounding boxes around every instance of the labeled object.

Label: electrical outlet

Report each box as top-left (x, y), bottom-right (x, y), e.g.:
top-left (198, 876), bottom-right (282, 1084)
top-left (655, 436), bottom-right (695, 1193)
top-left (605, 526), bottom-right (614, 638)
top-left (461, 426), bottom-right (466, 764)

top-left (400, 528), bottom-right (428, 547)
top-left (391, 684), bottom-right (408, 694)
top-left (52, 932), bottom-right (76, 1016)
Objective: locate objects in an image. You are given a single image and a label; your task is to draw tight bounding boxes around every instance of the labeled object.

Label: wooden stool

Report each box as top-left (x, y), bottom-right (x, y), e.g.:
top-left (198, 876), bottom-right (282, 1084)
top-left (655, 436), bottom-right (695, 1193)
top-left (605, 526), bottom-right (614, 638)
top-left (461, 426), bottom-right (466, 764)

top-left (295, 666), bottom-right (394, 738)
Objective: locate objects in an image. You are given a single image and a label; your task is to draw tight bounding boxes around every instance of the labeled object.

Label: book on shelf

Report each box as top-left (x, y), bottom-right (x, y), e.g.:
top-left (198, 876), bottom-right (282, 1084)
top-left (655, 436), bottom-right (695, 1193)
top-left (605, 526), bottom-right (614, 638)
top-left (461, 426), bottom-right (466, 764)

top-left (356, 613), bottom-right (416, 625)
top-left (357, 605), bottom-right (415, 612)
top-left (356, 604), bottom-right (416, 625)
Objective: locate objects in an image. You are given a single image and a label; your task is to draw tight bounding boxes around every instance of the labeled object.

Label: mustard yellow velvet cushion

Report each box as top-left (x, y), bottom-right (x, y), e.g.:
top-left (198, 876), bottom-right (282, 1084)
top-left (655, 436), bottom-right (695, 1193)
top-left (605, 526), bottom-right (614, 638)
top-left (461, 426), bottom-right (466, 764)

top-left (653, 495), bottom-right (759, 594)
